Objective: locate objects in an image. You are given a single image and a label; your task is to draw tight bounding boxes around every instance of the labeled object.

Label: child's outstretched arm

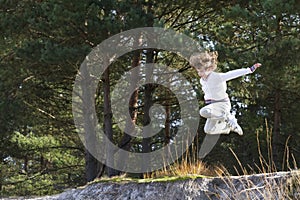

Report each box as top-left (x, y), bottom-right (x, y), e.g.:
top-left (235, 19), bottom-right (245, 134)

top-left (220, 63), bottom-right (262, 81)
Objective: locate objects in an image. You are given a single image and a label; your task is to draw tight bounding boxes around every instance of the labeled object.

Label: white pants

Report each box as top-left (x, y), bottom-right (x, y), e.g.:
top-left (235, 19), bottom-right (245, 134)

top-left (200, 102), bottom-right (231, 134)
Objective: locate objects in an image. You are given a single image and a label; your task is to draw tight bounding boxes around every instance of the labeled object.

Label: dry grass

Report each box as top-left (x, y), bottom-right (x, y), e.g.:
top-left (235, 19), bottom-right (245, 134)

top-left (214, 167), bottom-right (300, 199)
top-left (213, 119), bottom-right (300, 199)
top-left (97, 120), bottom-right (299, 199)
top-left (149, 119), bottom-right (300, 199)
top-left (145, 139), bottom-right (224, 179)
top-left (216, 120), bottom-right (300, 199)
top-left (146, 159), bottom-right (221, 179)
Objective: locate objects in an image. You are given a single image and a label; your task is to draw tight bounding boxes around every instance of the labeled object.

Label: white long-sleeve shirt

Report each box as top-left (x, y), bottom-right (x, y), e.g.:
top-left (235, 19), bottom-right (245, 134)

top-left (200, 68), bottom-right (252, 101)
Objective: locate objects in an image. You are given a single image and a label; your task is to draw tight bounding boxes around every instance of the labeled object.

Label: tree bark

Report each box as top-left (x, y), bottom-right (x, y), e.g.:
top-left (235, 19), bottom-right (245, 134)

top-left (140, 1), bottom-right (155, 177)
top-left (103, 68), bottom-right (119, 177)
top-left (272, 89), bottom-right (282, 170)
top-left (141, 49), bottom-right (155, 177)
top-left (116, 50), bottom-right (141, 174)
top-left (81, 63), bottom-right (101, 182)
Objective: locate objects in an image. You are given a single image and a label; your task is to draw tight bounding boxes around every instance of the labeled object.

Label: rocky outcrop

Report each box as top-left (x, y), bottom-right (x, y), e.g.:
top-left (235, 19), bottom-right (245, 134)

top-left (6, 171), bottom-right (300, 200)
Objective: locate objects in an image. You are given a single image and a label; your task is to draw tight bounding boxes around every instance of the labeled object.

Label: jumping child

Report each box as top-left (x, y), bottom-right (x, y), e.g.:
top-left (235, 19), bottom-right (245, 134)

top-left (189, 51), bottom-right (261, 135)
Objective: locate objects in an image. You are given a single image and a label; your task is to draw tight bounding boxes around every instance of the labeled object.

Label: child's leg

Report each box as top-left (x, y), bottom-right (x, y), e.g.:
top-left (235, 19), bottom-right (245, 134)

top-left (226, 113), bottom-right (244, 135)
top-left (200, 102), bottom-right (231, 134)
top-left (204, 118), bottom-right (230, 134)
top-left (200, 104), bottom-right (226, 119)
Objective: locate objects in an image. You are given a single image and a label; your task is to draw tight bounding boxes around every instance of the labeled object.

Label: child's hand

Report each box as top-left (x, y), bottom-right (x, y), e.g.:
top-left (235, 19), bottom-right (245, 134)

top-left (250, 63), bottom-right (262, 72)
top-left (254, 63), bottom-right (262, 68)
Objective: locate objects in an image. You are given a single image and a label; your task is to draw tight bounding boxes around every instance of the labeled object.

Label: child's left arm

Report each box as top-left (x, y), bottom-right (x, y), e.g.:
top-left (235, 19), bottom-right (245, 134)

top-left (220, 63), bottom-right (262, 81)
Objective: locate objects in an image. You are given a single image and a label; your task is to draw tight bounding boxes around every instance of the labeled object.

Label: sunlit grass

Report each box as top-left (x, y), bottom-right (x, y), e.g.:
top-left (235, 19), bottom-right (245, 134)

top-left (146, 159), bottom-right (221, 179)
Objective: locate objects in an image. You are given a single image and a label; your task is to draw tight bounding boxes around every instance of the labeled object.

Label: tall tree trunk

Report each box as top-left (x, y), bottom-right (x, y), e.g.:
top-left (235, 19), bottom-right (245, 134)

top-left (271, 15), bottom-right (284, 171)
top-left (272, 89), bottom-right (282, 170)
top-left (103, 68), bottom-right (118, 177)
top-left (164, 93), bottom-right (171, 166)
top-left (85, 151), bottom-right (99, 182)
top-left (81, 62), bottom-right (101, 182)
top-left (165, 102), bottom-right (171, 145)
top-left (117, 50), bottom-right (141, 174)
top-left (141, 49), bottom-right (155, 177)
top-left (140, 0), bottom-right (155, 177)
top-left (0, 177), bottom-right (1, 192)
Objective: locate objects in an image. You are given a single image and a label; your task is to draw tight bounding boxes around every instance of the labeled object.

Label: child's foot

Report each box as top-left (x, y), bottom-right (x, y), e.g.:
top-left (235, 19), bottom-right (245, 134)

top-left (226, 114), bottom-right (243, 135)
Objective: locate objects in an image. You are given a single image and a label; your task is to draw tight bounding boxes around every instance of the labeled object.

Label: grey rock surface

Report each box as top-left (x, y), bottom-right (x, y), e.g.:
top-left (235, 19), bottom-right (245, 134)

top-left (3, 171), bottom-right (299, 200)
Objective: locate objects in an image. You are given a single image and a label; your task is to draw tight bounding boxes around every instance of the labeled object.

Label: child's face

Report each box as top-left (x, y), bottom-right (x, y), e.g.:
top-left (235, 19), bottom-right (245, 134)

top-left (196, 67), bottom-right (211, 78)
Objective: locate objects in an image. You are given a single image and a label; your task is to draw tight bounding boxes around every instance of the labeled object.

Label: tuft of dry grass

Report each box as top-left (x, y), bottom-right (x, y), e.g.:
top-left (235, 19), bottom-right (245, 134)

top-left (146, 159), bottom-right (222, 179)
top-left (146, 136), bottom-right (225, 179)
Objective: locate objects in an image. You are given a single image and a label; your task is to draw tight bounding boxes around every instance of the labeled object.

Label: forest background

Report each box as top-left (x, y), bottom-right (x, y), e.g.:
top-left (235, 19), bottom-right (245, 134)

top-left (0, 0), bottom-right (299, 196)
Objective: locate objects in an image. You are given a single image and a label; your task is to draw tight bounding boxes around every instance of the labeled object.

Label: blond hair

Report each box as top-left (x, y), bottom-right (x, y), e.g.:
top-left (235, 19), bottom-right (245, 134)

top-left (189, 51), bottom-right (218, 71)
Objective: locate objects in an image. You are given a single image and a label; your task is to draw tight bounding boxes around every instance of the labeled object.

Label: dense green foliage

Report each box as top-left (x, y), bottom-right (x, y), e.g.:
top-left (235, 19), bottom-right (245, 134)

top-left (0, 0), bottom-right (299, 196)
